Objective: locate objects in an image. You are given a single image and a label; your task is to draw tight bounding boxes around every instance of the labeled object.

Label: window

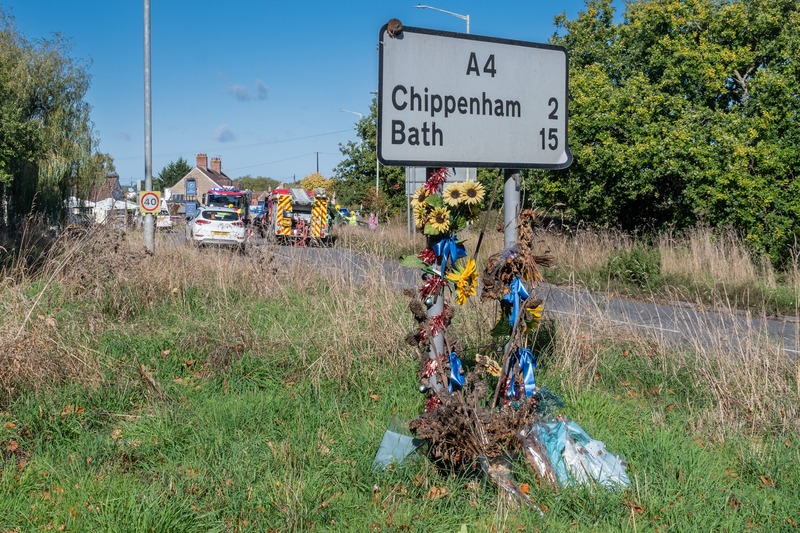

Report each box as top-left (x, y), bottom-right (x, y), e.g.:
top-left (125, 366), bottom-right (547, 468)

top-left (201, 210), bottom-right (240, 222)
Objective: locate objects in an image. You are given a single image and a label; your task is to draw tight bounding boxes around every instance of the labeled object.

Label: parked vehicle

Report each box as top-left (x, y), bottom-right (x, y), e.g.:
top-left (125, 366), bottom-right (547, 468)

top-left (265, 188), bottom-right (330, 245)
top-left (184, 207), bottom-right (246, 250)
top-left (201, 188), bottom-right (251, 223)
top-left (338, 207), bottom-right (351, 218)
top-left (156, 209), bottom-right (173, 230)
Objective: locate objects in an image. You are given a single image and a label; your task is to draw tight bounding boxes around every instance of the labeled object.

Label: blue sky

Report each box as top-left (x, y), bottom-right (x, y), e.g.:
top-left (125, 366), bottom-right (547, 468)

top-left (4, 0), bottom-right (600, 188)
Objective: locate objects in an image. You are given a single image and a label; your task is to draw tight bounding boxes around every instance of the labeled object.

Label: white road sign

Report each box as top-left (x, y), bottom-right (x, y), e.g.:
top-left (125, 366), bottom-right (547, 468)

top-left (378, 26), bottom-right (572, 169)
top-left (139, 191), bottom-right (161, 214)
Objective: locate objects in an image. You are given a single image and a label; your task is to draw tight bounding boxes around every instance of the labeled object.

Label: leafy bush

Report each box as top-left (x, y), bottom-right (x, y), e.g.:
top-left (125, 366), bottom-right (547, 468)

top-left (602, 245), bottom-right (661, 288)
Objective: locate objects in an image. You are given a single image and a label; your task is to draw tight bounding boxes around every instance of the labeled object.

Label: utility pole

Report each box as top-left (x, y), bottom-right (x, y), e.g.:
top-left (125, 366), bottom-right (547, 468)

top-left (316, 152), bottom-right (319, 174)
top-left (143, 0), bottom-right (154, 253)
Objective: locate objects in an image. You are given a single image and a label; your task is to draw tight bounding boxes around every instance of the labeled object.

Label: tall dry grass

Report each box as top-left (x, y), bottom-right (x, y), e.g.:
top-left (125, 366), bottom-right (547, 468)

top-left (2, 218), bottom-right (798, 434)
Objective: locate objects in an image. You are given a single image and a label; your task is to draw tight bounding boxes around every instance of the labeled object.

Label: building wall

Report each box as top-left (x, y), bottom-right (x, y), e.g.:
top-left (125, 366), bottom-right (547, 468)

top-left (168, 168), bottom-right (220, 204)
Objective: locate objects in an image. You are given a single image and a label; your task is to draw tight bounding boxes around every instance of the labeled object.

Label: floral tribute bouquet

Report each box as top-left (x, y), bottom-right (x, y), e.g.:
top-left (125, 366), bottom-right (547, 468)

top-left (399, 169), bottom-right (560, 506)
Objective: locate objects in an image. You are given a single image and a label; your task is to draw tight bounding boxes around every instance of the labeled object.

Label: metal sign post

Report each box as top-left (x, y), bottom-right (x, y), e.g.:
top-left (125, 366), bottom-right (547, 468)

top-left (143, 0), bottom-right (154, 253)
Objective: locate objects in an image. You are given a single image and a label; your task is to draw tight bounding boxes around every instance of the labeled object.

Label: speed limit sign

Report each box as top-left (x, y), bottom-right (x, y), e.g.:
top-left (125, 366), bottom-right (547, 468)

top-left (139, 191), bottom-right (161, 214)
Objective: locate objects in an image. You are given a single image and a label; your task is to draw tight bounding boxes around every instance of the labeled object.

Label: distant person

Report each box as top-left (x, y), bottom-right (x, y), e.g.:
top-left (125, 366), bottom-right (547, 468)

top-left (368, 213), bottom-right (377, 230)
top-left (347, 213), bottom-right (358, 226)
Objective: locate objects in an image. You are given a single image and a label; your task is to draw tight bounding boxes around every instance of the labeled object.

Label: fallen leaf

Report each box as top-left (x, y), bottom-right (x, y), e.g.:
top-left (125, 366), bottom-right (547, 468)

top-left (519, 483), bottom-right (530, 494)
top-left (370, 394), bottom-right (380, 401)
top-left (186, 360), bottom-right (195, 367)
top-left (110, 429), bottom-right (122, 439)
top-left (45, 317), bottom-right (56, 327)
top-left (161, 349), bottom-right (171, 357)
top-left (426, 486), bottom-right (447, 500)
top-left (7, 441), bottom-right (19, 452)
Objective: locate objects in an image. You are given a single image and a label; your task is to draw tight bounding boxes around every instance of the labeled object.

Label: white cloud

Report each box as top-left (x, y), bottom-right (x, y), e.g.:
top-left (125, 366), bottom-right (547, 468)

top-left (255, 79), bottom-right (268, 100)
top-left (222, 80), bottom-right (268, 102)
top-left (214, 125), bottom-right (237, 143)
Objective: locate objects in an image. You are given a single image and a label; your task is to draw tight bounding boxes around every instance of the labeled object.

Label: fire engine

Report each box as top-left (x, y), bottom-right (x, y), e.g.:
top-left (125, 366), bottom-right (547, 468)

top-left (265, 187), bottom-right (330, 245)
top-left (201, 188), bottom-right (251, 223)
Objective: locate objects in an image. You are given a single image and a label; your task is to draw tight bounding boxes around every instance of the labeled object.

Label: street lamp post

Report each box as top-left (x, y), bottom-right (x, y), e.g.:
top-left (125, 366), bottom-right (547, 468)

top-left (412, 4), bottom-right (469, 33)
top-left (338, 109), bottom-right (363, 147)
top-left (340, 108), bottom-right (379, 198)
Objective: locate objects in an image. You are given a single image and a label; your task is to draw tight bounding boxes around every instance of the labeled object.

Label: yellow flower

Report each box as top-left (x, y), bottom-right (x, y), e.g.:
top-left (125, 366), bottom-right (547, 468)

top-left (411, 186), bottom-right (429, 208)
top-left (459, 180), bottom-right (485, 205)
top-left (429, 206), bottom-right (451, 233)
top-left (445, 258), bottom-right (478, 305)
top-left (524, 304), bottom-right (543, 331)
top-left (413, 204), bottom-right (427, 228)
top-left (442, 183), bottom-right (463, 207)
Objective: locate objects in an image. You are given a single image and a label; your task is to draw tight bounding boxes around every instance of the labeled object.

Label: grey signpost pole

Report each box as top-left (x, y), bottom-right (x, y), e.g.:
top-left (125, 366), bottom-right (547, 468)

top-left (503, 169), bottom-right (520, 247)
top-left (143, 0), bottom-right (154, 253)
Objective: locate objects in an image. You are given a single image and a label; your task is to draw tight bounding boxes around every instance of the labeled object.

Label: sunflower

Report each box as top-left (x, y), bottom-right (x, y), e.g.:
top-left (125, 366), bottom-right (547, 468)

top-left (445, 258), bottom-right (478, 305)
top-left (524, 304), bottom-right (543, 332)
top-left (460, 180), bottom-right (486, 205)
top-left (442, 182), bottom-right (463, 207)
top-left (413, 204), bottom-right (428, 228)
top-left (429, 206), bottom-right (451, 233)
top-left (411, 186), bottom-right (429, 208)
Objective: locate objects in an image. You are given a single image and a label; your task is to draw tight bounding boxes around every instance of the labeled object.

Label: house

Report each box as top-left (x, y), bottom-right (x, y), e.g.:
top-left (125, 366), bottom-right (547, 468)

top-left (167, 154), bottom-right (242, 210)
top-left (86, 175), bottom-right (132, 224)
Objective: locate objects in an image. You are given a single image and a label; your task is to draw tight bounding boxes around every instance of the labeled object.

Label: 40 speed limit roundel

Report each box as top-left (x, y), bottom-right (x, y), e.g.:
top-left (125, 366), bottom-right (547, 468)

top-left (139, 191), bottom-right (161, 214)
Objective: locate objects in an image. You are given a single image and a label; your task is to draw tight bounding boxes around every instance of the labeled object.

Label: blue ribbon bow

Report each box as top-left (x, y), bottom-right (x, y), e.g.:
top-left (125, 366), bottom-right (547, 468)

top-left (432, 236), bottom-right (467, 278)
top-left (503, 277), bottom-right (530, 327)
top-left (448, 352), bottom-right (465, 393)
top-left (506, 347), bottom-right (537, 398)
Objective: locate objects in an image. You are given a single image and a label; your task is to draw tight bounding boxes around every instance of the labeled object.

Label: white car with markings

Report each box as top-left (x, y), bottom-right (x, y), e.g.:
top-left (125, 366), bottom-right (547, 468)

top-left (185, 207), bottom-right (246, 249)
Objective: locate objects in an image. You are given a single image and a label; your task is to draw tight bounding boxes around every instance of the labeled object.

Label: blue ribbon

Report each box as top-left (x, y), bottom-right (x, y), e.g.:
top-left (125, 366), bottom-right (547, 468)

top-left (448, 352), bottom-right (465, 393)
top-left (506, 347), bottom-right (537, 398)
top-left (503, 277), bottom-right (530, 327)
top-left (432, 236), bottom-right (467, 278)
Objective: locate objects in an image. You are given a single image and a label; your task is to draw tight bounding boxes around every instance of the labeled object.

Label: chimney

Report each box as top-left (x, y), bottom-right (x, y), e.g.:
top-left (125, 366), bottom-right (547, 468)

top-left (210, 156), bottom-right (221, 173)
top-left (196, 153), bottom-right (208, 168)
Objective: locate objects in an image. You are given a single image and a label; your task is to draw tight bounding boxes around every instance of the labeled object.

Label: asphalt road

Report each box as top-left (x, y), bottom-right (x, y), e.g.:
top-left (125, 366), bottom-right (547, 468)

top-left (178, 232), bottom-right (800, 358)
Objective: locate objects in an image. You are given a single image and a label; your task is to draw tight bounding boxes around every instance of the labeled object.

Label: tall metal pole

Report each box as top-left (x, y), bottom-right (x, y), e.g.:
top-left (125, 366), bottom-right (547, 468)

top-left (143, 0), bottom-right (154, 253)
top-left (503, 169), bottom-right (520, 247)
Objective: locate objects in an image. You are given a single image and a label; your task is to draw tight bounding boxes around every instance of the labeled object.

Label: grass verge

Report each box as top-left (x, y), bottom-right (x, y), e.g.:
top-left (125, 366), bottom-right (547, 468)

top-left (1, 225), bottom-right (798, 531)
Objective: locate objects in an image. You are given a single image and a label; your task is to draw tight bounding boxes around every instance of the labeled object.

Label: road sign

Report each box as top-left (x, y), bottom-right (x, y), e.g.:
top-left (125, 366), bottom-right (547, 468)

top-left (405, 166), bottom-right (475, 196)
top-left (139, 191), bottom-right (161, 214)
top-left (378, 26), bottom-right (571, 170)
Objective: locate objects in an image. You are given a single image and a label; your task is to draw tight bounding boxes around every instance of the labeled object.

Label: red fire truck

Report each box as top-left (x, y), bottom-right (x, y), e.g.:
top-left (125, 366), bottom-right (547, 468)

top-left (201, 188), bottom-right (251, 223)
top-left (265, 188), bottom-right (329, 245)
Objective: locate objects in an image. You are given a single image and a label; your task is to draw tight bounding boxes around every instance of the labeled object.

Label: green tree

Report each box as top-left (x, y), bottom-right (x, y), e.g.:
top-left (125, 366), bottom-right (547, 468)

top-left (333, 98), bottom-right (406, 214)
top-left (238, 175), bottom-right (279, 191)
top-left (531, 0), bottom-right (800, 264)
top-left (1, 8), bottom-right (102, 226)
top-left (155, 157), bottom-right (192, 191)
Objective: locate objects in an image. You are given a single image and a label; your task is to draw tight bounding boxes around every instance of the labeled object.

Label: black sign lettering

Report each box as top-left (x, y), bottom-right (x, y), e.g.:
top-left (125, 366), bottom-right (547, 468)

top-left (466, 52), bottom-right (480, 76)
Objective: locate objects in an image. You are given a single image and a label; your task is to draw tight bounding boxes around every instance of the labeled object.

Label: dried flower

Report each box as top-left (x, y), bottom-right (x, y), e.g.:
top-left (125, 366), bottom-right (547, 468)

top-left (418, 248), bottom-right (437, 265)
top-left (424, 168), bottom-right (449, 194)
